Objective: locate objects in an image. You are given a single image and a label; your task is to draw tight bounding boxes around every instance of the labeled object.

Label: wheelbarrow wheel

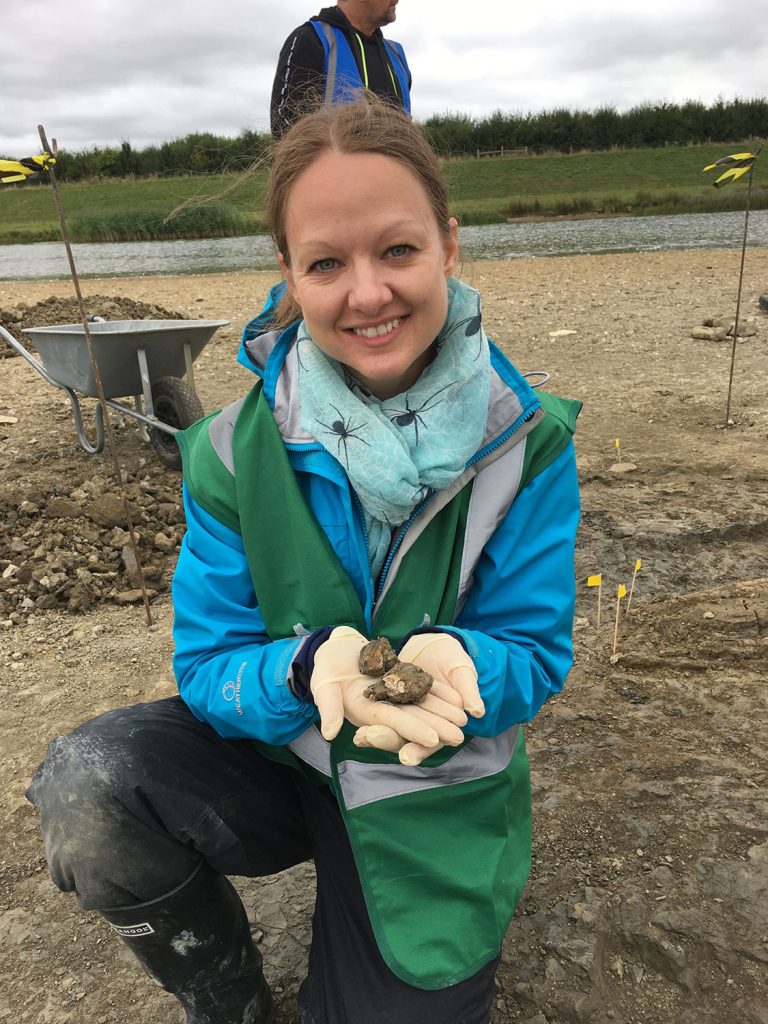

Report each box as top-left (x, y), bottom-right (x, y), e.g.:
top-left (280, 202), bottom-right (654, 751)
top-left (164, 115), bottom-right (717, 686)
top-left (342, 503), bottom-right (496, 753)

top-left (149, 376), bottom-right (204, 470)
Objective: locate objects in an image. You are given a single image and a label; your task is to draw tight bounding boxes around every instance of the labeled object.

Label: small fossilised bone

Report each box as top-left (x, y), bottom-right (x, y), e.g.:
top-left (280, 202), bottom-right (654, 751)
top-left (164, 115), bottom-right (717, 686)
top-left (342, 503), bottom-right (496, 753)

top-left (359, 637), bottom-right (399, 677)
top-left (364, 661), bottom-right (433, 705)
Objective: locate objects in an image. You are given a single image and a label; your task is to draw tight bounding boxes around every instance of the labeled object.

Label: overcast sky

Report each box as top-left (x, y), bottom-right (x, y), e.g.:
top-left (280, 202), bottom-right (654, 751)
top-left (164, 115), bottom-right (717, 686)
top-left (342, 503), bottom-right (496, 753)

top-left (2, 0), bottom-right (766, 156)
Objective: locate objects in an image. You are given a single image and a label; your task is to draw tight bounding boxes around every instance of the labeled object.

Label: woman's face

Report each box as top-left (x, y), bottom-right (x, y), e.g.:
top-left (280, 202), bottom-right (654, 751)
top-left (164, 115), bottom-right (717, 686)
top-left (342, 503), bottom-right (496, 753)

top-left (279, 150), bottom-right (458, 400)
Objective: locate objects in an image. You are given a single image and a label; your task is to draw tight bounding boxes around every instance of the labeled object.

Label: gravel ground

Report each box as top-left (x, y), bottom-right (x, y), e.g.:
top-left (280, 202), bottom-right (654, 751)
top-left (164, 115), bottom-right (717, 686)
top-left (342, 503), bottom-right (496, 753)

top-left (1, 248), bottom-right (767, 1024)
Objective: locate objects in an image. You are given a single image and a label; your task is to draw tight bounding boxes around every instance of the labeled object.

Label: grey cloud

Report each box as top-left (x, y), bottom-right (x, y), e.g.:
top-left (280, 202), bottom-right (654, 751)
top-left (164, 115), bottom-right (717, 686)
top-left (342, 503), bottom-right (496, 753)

top-left (4, 0), bottom-right (767, 155)
top-left (510, 2), bottom-right (767, 76)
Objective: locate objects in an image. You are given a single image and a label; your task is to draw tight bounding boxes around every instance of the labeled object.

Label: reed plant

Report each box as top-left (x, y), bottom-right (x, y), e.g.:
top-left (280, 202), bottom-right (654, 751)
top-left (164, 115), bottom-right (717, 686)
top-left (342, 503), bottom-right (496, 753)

top-left (70, 202), bottom-right (246, 243)
top-left (500, 187), bottom-right (768, 220)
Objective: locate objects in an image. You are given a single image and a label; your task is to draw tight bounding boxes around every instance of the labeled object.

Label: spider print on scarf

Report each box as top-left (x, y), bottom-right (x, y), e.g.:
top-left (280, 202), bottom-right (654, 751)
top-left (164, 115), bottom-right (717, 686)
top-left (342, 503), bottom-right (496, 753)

top-left (434, 292), bottom-right (483, 360)
top-left (316, 404), bottom-right (371, 468)
top-left (388, 380), bottom-right (457, 445)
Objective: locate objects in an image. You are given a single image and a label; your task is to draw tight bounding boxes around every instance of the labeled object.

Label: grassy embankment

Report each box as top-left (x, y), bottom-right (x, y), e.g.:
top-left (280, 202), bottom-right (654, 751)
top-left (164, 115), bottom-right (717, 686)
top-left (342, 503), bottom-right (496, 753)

top-left (1, 142), bottom-right (765, 245)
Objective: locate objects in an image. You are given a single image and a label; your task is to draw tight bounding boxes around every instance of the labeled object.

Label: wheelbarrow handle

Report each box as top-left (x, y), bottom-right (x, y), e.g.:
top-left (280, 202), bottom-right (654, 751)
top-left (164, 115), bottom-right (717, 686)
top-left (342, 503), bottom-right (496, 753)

top-left (0, 323), bottom-right (106, 454)
top-left (0, 323), bottom-right (61, 387)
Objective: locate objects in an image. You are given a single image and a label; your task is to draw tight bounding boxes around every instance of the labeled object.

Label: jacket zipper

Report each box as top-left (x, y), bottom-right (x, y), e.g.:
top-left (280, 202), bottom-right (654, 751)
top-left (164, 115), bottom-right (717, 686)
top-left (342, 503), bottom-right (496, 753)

top-left (466, 406), bottom-right (538, 470)
top-left (351, 489), bottom-right (370, 552)
top-left (373, 490), bottom-right (436, 603)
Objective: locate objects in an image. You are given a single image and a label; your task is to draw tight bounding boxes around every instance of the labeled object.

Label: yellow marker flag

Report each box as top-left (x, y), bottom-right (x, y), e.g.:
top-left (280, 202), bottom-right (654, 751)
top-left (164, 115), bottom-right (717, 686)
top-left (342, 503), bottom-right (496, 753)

top-left (617, 584), bottom-right (627, 599)
top-left (634, 558), bottom-right (642, 572)
top-left (0, 153), bottom-right (56, 186)
top-left (587, 574), bottom-right (602, 587)
top-left (703, 149), bottom-right (761, 189)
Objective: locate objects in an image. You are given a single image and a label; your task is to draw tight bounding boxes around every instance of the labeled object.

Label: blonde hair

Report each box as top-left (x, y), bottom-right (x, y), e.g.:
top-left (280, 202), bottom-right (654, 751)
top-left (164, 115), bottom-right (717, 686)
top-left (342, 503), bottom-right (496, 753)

top-left (266, 97), bottom-right (452, 329)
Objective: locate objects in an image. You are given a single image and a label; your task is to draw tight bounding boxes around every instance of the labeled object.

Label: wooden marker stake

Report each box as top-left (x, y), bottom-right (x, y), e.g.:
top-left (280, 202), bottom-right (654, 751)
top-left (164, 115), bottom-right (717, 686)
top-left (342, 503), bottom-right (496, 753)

top-left (587, 574), bottom-right (603, 627)
top-left (626, 559), bottom-right (642, 614)
top-left (613, 584), bottom-right (627, 656)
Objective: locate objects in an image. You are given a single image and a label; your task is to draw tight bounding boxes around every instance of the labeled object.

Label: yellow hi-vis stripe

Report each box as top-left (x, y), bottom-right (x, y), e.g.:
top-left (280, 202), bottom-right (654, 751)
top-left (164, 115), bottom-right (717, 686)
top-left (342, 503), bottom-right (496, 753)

top-left (354, 33), bottom-right (369, 88)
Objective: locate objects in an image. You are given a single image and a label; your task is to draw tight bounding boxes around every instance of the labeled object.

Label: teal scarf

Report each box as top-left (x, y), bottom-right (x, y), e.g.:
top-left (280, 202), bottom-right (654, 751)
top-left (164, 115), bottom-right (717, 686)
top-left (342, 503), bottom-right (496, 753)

top-left (296, 278), bottom-right (491, 576)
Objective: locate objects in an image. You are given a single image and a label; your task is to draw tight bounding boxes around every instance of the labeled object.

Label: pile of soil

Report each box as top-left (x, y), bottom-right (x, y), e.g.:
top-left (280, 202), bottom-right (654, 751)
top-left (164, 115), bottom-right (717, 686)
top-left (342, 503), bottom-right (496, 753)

top-left (0, 295), bottom-right (185, 357)
top-left (0, 296), bottom-right (189, 620)
top-left (0, 463), bottom-right (183, 622)
top-left (1, 253), bottom-right (767, 1024)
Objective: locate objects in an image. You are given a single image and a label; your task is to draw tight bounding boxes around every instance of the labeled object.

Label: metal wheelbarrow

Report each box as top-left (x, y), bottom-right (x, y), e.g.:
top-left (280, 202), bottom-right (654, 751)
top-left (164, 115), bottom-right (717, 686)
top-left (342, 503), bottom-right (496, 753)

top-left (0, 318), bottom-right (228, 469)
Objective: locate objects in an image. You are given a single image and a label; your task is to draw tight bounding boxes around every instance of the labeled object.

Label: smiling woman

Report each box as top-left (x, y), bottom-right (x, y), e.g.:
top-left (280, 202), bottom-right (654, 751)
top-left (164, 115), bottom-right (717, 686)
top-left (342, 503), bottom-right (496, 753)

top-left (28, 97), bottom-right (582, 1024)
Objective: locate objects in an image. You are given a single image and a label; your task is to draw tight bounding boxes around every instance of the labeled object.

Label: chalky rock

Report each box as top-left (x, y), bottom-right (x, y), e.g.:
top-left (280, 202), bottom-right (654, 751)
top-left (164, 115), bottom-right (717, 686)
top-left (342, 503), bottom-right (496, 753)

top-left (364, 662), bottom-right (433, 704)
top-left (359, 636), bottom-right (398, 676)
top-left (691, 326), bottom-right (726, 342)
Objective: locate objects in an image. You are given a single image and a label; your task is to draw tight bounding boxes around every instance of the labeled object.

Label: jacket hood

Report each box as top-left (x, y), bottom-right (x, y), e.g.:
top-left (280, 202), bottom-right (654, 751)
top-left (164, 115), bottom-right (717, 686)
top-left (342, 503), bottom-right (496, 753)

top-left (313, 5), bottom-right (383, 38)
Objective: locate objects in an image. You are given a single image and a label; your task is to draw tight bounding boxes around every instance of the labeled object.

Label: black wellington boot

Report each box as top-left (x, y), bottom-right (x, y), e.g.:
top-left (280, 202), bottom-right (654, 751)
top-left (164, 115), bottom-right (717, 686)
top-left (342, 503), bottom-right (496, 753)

top-left (100, 861), bottom-right (274, 1024)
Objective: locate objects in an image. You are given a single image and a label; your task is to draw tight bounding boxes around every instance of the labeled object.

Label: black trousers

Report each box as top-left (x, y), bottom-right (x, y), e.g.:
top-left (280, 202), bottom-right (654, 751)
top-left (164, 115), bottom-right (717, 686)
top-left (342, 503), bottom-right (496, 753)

top-left (28, 696), bottom-right (498, 1024)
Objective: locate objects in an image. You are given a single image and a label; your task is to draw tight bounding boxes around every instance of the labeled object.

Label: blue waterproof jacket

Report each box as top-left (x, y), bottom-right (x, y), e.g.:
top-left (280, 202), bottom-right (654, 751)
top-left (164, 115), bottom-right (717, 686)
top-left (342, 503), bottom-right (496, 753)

top-left (172, 287), bottom-right (581, 749)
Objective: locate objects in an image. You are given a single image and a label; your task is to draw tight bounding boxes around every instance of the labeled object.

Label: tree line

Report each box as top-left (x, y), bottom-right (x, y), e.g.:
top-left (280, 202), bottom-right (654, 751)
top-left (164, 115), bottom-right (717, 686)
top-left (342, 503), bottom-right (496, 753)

top-left (423, 97), bottom-right (768, 156)
top-left (47, 130), bottom-right (270, 183)
top-left (7, 96), bottom-right (767, 182)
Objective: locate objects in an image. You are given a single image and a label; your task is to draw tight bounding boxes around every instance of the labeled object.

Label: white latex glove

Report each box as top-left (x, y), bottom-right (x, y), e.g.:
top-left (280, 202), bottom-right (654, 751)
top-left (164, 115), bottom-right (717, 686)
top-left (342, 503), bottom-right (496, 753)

top-left (310, 627), bottom-right (468, 745)
top-left (354, 724), bottom-right (443, 767)
top-left (398, 632), bottom-right (485, 718)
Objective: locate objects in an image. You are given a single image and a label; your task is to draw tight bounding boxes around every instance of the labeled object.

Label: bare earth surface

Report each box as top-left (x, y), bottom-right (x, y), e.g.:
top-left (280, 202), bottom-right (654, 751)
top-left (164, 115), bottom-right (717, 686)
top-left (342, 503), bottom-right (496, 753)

top-left (1, 248), bottom-right (767, 1024)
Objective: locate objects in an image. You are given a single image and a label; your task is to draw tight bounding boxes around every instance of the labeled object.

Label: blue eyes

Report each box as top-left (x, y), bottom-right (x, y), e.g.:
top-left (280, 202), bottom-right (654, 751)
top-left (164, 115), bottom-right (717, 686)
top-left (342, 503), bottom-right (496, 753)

top-left (308, 245), bottom-right (413, 273)
top-left (311, 257), bottom-right (338, 272)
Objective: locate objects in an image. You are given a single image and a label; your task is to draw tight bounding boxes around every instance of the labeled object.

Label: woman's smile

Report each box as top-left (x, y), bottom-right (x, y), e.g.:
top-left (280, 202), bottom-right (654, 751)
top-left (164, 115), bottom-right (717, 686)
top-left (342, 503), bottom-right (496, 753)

top-left (346, 314), bottom-right (409, 343)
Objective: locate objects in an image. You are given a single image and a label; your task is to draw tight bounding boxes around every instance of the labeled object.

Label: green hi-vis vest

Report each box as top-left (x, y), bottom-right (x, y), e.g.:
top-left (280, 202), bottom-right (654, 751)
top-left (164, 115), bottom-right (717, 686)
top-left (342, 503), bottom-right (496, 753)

top-left (178, 380), bottom-right (579, 989)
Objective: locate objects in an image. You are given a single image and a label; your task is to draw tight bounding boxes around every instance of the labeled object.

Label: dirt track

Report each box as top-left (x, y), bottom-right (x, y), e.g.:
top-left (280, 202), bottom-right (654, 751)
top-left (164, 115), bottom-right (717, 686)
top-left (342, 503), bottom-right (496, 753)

top-left (1, 249), bottom-right (767, 1024)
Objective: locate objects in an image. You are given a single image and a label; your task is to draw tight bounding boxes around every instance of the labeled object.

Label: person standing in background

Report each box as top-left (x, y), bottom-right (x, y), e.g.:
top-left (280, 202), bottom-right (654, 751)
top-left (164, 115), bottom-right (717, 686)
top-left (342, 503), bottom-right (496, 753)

top-left (271, 0), bottom-right (411, 136)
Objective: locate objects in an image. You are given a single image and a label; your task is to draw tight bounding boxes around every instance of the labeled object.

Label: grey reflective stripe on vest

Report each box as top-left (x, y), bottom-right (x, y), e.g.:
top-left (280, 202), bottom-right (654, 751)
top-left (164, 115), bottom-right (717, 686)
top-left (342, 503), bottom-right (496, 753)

top-left (455, 436), bottom-right (527, 616)
top-left (340, 725), bottom-right (521, 809)
top-left (289, 724), bottom-right (332, 777)
top-left (208, 397), bottom-right (246, 475)
top-left (318, 22), bottom-right (338, 105)
top-left (289, 724), bottom-right (521, 810)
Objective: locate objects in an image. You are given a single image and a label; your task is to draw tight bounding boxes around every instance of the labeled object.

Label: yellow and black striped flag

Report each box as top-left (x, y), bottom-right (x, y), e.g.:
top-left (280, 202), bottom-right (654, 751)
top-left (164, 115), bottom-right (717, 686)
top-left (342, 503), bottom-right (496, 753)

top-left (703, 149), bottom-right (761, 189)
top-left (0, 153), bottom-right (56, 185)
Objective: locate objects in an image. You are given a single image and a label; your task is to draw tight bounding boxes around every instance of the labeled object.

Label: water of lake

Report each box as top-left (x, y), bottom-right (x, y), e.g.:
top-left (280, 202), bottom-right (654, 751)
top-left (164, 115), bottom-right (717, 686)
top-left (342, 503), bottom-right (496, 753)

top-left (1, 210), bottom-right (767, 281)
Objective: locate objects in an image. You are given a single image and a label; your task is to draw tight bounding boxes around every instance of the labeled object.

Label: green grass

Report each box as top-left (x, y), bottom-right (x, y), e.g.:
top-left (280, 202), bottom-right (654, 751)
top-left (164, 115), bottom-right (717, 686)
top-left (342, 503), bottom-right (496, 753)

top-left (70, 202), bottom-right (247, 242)
top-left (0, 174), bottom-right (267, 244)
top-left (0, 142), bottom-right (763, 244)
